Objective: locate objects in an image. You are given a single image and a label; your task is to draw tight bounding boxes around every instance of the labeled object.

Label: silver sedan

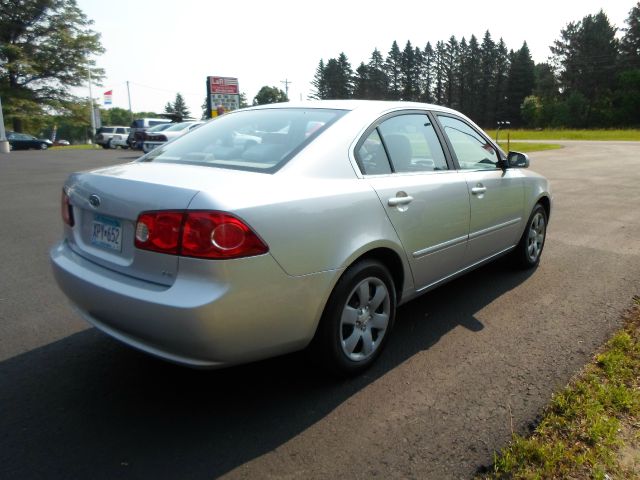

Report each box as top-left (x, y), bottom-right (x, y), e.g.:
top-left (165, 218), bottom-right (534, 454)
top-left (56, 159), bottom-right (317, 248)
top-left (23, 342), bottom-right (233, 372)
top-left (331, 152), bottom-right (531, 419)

top-left (51, 101), bottom-right (551, 375)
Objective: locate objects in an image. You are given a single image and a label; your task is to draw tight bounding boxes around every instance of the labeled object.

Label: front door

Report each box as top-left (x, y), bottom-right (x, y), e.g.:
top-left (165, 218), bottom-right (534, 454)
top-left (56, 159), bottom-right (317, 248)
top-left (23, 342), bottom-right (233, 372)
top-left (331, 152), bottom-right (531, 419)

top-left (436, 115), bottom-right (524, 264)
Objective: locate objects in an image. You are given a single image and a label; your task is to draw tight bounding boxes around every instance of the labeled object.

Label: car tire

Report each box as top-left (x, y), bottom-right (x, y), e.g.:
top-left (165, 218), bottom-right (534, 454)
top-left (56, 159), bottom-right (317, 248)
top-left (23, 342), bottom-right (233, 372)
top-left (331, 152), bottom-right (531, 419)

top-left (40, 143), bottom-right (48, 150)
top-left (107, 139), bottom-right (114, 149)
top-left (310, 259), bottom-right (396, 376)
top-left (512, 203), bottom-right (547, 269)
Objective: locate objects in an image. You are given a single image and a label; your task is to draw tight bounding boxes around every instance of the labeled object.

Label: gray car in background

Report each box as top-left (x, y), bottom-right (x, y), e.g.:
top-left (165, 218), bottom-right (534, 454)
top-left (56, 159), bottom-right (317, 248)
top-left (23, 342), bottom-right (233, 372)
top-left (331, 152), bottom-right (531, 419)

top-left (51, 100), bottom-right (551, 375)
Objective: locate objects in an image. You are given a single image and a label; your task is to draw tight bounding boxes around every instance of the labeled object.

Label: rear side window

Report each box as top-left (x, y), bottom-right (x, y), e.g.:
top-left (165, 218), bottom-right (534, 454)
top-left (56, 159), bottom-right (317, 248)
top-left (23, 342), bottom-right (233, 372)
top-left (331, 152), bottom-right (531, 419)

top-left (378, 114), bottom-right (448, 172)
top-left (356, 130), bottom-right (392, 175)
top-left (356, 113), bottom-right (448, 175)
top-left (143, 108), bottom-right (346, 173)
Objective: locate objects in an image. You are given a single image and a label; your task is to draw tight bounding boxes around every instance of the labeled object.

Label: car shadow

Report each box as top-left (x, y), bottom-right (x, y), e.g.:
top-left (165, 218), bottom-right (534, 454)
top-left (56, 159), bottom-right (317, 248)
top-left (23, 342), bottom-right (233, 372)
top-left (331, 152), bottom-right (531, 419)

top-left (0, 257), bottom-right (534, 479)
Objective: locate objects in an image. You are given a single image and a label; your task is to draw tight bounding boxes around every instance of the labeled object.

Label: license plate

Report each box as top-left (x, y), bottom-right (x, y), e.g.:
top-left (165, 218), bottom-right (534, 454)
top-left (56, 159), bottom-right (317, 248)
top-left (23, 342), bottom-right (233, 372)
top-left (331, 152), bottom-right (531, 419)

top-left (91, 214), bottom-right (122, 252)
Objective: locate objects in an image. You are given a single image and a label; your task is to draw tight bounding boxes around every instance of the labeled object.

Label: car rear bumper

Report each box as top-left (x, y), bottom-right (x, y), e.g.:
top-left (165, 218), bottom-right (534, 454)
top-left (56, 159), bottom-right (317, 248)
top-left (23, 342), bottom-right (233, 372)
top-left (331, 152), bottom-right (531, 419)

top-left (50, 240), bottom-right (339, 368)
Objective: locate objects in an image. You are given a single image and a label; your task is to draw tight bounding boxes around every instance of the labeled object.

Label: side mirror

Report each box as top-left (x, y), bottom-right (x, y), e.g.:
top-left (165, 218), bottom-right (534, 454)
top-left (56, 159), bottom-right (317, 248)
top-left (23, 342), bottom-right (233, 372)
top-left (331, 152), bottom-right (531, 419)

top-left (507, 151), bottom-right (529, 168)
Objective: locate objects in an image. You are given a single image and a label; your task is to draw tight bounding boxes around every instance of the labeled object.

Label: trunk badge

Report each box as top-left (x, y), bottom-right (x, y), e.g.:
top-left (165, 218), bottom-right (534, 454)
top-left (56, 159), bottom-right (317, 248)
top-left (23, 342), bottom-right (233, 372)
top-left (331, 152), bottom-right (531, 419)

top-left (89, 194), bottom-right (101, 208)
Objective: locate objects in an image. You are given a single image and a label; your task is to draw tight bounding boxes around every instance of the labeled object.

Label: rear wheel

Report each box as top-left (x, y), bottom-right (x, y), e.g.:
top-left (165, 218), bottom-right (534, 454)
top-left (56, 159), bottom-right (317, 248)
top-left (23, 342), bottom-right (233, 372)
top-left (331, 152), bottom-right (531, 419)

top-left (513, 203), bottom-right (547, 269)
top-left (311, 259), bottom-right (396, 376)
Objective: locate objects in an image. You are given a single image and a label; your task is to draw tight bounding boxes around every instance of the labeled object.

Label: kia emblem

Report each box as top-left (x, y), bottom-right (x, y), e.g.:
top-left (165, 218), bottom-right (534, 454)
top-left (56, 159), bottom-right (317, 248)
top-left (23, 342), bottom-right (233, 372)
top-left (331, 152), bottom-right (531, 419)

top-left (89, 194), bottom-right (101, 208)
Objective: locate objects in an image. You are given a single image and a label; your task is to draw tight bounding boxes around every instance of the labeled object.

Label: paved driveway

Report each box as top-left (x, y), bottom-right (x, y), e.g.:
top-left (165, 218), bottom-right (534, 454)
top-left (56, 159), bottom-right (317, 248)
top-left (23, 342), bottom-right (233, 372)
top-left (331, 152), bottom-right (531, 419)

top-left (0, 143), bottom-right (639, 479)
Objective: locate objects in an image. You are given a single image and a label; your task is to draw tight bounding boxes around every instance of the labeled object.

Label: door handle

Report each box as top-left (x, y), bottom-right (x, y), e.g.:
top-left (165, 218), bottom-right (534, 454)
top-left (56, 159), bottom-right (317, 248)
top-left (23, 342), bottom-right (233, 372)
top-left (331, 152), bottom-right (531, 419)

top-left (388, 195), bottom-right (414, 207)
top-left (471, 186), bottom-right (487, 195)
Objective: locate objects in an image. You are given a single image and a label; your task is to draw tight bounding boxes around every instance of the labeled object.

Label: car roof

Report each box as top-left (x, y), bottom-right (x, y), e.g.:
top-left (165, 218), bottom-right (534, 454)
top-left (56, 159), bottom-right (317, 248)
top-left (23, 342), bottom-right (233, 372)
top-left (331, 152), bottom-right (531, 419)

top-left (244, 99), bottom-right (462, 116)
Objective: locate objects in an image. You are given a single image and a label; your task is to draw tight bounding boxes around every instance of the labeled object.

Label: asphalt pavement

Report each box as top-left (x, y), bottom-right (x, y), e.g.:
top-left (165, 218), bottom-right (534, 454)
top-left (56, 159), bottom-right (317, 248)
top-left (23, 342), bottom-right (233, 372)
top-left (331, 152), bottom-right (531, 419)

top-left (0, 142), bottom-right (639, 479)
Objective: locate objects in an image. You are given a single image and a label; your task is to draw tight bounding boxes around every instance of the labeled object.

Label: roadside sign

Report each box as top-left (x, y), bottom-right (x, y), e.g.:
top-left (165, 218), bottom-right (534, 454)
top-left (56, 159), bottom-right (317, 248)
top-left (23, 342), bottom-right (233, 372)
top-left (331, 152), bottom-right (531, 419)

top-left (104, 90), bottom-right (112, 106)
top-left (206, 77), bottom-right (240, 118)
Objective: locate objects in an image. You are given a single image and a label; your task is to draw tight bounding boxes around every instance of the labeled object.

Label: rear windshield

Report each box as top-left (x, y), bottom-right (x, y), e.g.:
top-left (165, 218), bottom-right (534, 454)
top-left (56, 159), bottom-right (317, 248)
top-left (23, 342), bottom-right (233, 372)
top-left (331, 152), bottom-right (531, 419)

top-left (141, 108), bottom-right (346, 173)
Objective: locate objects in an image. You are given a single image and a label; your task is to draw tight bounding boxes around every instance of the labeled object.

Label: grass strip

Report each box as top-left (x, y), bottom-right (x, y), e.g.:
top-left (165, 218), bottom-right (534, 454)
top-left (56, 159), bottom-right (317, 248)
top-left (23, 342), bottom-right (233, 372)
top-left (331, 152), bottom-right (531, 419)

top-left (497, 142), bottom-right (563, 153)
top-left (480, 297), bottom-right (640, 479)
top-left (485, 129), bottom-right (640, 141)
top-left (50, 144), bottom-right (102, 150)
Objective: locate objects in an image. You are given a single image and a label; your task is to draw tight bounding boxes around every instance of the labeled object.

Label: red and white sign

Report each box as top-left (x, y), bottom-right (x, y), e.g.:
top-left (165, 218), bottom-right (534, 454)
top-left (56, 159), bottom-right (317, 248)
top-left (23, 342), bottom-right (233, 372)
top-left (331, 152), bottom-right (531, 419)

top-left (103, 90), bottom-right (113, 105)
top-left (209, 77), bottom-right (239, 95)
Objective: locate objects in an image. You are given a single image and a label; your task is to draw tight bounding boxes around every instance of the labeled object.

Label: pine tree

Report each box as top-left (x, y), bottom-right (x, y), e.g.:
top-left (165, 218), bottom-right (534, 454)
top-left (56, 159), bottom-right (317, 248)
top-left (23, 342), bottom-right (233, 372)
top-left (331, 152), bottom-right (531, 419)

top-left (551, 10), bottom-right (618, 125)
top-left (506, 42), bottom-right (535, 126)
top-left (421, 42), bottom-right (435, 103)
top-left (401, 40), bottom-right (420, 101)
top-left (309, 59), bottom-right (327, 99)
top-left (494, 38), bottom-right (510, 123)
top-left (479, 31), bottom-right (496, 127)
top-left (367, 49), bottom-right (388, 100)
top-left (620, 2), bottom-right (640, 69)
top-left (434, 41), bottom-right (446, 105)
top-left (353, 62), bottom-right (369, 99)
top-left (444, 36), bottom-right (459, 108)
top-left (172, 93), bottom-right (190, 120)
top-left (385, 41), bottom-right (402, 100)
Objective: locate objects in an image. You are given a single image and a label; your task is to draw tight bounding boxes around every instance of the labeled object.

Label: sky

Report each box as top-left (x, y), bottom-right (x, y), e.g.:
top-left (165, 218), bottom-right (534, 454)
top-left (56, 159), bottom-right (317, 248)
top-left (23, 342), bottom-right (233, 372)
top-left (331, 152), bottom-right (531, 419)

top-left (76, 0), bottom-right (635, 117)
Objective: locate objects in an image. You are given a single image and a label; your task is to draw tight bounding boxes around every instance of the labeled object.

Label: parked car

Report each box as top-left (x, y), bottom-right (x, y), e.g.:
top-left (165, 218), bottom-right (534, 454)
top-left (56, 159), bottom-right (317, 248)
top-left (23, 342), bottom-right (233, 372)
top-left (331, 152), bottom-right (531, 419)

top-left (110, 135), bottom-right (129, 149)
top-left (95, 126), bottom-right (130, 149)
top-left (128, 118), bottom-right (172, 149)
top-left (6, 132), bottom-right (52, 150)
top-left (51, 101), bottom-right (552, 376)
top-left (142, 121), bottom-right (203, 153)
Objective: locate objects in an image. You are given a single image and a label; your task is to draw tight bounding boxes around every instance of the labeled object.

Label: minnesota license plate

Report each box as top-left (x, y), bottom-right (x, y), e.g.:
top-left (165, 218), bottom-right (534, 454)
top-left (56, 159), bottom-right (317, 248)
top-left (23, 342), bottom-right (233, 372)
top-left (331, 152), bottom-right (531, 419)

top-left (91, 214), bottom-right (122, 252)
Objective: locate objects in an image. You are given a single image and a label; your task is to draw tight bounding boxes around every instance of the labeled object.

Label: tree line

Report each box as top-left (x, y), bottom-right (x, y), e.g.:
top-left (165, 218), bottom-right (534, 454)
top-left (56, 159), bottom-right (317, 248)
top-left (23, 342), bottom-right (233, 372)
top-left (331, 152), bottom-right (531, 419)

top-left (309, 3), bottom-right (640, 129)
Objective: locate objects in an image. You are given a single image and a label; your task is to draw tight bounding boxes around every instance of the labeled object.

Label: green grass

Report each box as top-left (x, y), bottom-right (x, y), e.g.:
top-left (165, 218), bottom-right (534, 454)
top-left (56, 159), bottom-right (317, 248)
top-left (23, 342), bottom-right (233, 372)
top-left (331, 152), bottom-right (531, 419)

top-left (497, 142), bottom-right (563, 153)
top-left (485, 129), bottom-right (640, 141)
top-left (479, 297), bottom-right (640, 479)
top-left (50, 144), bottom-right (101, 150)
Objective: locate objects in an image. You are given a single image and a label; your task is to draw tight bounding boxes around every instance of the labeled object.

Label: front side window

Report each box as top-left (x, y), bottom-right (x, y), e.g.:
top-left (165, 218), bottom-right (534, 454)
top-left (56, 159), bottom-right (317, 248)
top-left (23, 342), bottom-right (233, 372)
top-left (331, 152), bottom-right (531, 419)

top-left (438, 115), bottom-right (499, 170)
top-left (378, 114), bottom-right (448, 173)
top-left (143, 108), bottom-right (346, 173)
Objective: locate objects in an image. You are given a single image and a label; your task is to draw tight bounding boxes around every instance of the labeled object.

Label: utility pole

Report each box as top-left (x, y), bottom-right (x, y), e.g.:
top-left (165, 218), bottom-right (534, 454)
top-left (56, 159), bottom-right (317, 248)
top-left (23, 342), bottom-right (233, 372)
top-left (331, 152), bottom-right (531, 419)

top-left (126, 80), bottom-right (133, 121)
top-left (0, 96), bottom-right (9, 154)
top-left (88, 70), bottom-right (96, 144)
top-left (281, 78), bottom-right (292, 98)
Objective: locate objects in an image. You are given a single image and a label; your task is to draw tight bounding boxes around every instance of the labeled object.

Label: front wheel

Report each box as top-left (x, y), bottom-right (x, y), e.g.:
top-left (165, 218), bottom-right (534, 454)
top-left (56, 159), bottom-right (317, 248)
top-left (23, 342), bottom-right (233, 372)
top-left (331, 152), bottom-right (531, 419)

top-left (512, 204), bottom-right (547, 269)
top-left (310, 259), bottom-right (396, 376)
top-left (40, 142), bottom-right (48, 150)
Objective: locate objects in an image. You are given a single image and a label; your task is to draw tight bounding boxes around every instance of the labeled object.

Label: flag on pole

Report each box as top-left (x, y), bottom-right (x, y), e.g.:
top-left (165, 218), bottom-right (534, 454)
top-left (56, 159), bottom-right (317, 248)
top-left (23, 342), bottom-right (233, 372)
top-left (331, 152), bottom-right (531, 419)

top-left (104, 90), bottom-right (113, 105)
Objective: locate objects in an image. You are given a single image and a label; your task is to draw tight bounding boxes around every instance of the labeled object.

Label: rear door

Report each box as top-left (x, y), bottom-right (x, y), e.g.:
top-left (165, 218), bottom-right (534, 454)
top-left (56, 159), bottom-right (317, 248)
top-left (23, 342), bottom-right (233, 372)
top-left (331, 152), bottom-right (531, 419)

top-left (358, 112), bottom-right (471, 290)
top-left (436, 114), bottom-right (524, 265)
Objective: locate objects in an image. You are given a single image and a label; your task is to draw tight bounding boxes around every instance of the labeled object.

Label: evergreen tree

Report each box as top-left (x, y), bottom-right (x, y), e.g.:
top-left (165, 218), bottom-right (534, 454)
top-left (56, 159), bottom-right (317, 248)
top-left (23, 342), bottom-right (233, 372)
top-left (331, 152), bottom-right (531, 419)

top-left (444, 36), bottom-right (459, 108)
top-left (367, 48), bottom-right (388, 100)
top-left (172, 93), bottom-right (190, 120)
top-left (353, 62), bottom-right (369, 99)
top-left (323, 54), bottom-right (353, 99)
top-left (479, 31), bottom-right (496, 126)
top-left (457, 38), bottom-right (469, 111)
top-left (421, 42), bottom-right (435, 103)
top-left (337, 53), bottom-right (354, 98)
top-left (505, 42), bottom-right (535, 126)
top-left (494, 38), bottom-right (510, 123)
top-left (309, 59), bottom-right (327, 99)
top-left (401, 40), bottom-right (420, 101)
top-left (620, 2), bottom-right (640, 69)
top-left (551, 10), bottom-right (618, 125)
top-left (464, 35), bottom-right (482, 121)
top-left (385, 41), bottom-right (402, 100)
top-left (434, 41), bottom-right (446, 105)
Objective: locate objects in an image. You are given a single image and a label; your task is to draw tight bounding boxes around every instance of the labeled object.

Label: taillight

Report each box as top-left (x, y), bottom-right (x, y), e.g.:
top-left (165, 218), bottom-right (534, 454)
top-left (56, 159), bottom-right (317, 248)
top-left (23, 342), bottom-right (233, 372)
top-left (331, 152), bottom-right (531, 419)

top-left (134, 211), bottom-right (183, 254)
top-left (134, 211), bottom-right (268, 259)
top-left (61, 190), bottom-right (74, 226)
